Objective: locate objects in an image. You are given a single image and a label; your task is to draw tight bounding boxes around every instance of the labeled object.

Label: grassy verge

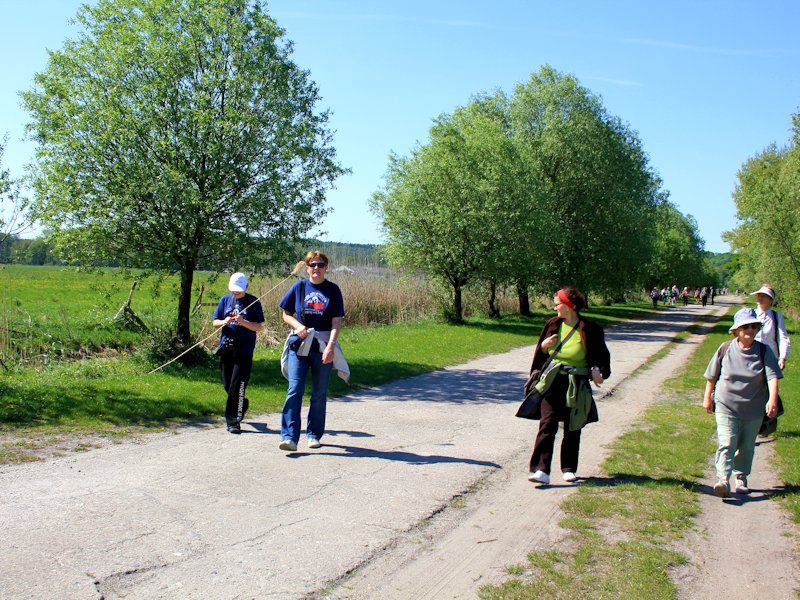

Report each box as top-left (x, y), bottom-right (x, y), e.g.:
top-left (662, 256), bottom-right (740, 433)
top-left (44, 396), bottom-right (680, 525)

top-left (0, 303), bottom-right (659, 463)
top-left (771, 315), bottom-right (800, 523)
top-left (479, 306), bottom-right (757, 598)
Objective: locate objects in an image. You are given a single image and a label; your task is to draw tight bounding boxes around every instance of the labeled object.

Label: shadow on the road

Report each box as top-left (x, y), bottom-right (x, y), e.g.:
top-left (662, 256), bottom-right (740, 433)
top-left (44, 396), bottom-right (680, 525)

top-left (241, 425), bottom-right (375, 438)
top-left (579, 473), bottom-right (792, 503)
top-left (288, 442), bottom-right (502, 468)
top-left (339, 368), bottom-right (525, 405)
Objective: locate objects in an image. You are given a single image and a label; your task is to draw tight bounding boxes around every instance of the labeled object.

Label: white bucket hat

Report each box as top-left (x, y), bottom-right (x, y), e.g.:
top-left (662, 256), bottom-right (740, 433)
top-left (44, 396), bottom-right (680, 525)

top-left (750, 285), bottom-right (775, 299)
top-left (228, 272), bottom-right (248, 292)
top-left (729, 308), bottom-right (762, 333)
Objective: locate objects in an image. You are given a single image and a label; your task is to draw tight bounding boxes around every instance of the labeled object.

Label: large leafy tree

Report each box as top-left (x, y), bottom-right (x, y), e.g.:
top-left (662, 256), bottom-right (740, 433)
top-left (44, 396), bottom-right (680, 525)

top-left (726, 115), bottom-right (800, 310)
top-left (371, 97), bottom-right (523, 321)
top-left (648, 197), bottom-right (708, 287)
top-left (509, 65), bottom-right (659, 298)
top-left (23, 0), bottom-right (345, 342)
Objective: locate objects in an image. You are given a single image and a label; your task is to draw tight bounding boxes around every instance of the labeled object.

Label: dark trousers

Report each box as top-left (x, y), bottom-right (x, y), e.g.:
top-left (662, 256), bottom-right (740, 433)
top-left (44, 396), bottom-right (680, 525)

top-left (529, 374), bottom-right (583, 474)
top-left (221, 354), bottom-right (252, 426)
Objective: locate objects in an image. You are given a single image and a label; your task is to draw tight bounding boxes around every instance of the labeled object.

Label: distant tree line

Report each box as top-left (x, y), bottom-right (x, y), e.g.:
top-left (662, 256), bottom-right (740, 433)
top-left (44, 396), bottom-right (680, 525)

top-left (308, 241), bottom-right (386, 269)
top-left (371, 65), bottom-right (711, 320)
top-left (0, 236), bottom-right (60, 265)
top-left (725, 112), bottom-right (800, 314)
top-left (0, 236), bottom-right (387, 270)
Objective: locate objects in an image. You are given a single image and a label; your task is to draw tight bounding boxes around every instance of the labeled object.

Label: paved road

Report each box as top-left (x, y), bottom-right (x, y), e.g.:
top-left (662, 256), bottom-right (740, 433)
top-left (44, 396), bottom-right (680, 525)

top-left (0, 300), bottom-right (728, 599)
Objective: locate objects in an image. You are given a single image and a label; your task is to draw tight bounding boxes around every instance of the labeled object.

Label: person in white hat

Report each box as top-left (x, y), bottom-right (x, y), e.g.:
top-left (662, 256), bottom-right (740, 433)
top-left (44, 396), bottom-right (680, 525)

top-left (703, 307), bottom-right (782, 498)
top-left (212, 272), bottom-right (265, 433)
top-left (750, 284), bottom-right (790, 370)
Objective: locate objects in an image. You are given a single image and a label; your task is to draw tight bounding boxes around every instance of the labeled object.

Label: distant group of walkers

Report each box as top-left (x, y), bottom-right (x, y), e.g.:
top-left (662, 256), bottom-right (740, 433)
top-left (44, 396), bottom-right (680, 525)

top-left (649, 285), bottom-right (728, 309)
top-left (209, 260), bottom-right (789, 500)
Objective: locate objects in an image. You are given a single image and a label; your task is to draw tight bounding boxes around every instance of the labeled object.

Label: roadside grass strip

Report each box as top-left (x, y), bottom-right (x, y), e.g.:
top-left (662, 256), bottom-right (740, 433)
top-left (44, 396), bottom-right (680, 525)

top-left (480, 308), bottom-right (740, 599)
top-left (770, 314), bottom-right (800, 523)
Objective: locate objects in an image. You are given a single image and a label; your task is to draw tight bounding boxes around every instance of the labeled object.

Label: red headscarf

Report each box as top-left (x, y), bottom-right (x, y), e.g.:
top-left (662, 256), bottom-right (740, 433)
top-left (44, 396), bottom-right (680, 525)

top-left (557, 289), bottom-right (576, 310)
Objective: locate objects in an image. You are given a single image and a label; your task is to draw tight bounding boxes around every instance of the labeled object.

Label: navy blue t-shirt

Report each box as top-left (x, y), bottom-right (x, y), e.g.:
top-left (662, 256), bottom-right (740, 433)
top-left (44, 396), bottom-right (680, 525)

top-left (213, 293), bottom-right (265, 358)
top-left (279, 279), bottom-right (345, 331)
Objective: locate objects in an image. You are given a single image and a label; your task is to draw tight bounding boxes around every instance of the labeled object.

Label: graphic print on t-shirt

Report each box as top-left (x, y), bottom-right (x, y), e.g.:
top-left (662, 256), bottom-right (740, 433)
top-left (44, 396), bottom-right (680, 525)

top-left (303, 290), bottom-right (330, 316)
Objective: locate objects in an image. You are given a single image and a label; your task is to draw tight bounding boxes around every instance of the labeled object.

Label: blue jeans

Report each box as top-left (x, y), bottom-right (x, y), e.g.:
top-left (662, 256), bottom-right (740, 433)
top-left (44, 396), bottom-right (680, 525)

top-left (281, 347), bottom-right (334, 443)
top-left (714, 412), bottom-right (762, 481)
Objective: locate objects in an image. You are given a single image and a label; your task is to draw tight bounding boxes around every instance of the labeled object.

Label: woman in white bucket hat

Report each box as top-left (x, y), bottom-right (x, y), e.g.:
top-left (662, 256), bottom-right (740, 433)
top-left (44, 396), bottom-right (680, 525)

top-left (703, 308), bottom-right (782, 498)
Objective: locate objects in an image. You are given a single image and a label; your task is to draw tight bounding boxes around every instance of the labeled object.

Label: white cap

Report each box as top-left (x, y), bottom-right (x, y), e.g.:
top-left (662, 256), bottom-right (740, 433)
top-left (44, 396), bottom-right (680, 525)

top-left (750, 286), bottom-right (775, 300)
top-left (228, 272), bottom-right (248, 292)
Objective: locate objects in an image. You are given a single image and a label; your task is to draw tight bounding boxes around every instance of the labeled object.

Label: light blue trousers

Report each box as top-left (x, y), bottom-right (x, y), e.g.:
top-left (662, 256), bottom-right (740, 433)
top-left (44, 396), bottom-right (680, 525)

top-left (714, 412), bottom-right (762, 481)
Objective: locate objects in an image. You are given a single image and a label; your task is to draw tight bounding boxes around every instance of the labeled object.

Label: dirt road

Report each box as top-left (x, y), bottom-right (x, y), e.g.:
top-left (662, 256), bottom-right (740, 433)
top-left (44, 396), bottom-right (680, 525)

top-left (1, 299), bottom-right (796, 599)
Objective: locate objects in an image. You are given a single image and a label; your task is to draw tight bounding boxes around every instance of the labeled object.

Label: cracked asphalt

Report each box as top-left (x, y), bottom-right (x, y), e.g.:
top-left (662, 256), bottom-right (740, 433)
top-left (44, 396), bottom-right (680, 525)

top-left (0, 301), bottom-right (727, 599)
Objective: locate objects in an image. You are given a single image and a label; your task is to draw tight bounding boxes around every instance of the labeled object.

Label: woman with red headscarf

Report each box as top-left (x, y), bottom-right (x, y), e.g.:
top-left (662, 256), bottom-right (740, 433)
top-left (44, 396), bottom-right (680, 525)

top-left (526, 287), bottom-right (611, 485)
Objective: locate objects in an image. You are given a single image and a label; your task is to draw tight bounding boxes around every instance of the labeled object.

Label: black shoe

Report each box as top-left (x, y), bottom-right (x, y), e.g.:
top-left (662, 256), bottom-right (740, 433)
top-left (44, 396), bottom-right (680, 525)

top-left (227, 423), bottom-right (241, 434)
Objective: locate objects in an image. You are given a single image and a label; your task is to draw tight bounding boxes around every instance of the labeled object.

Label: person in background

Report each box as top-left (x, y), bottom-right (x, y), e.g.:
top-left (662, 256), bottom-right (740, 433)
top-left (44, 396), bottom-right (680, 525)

top-left (682, 286), bottom-right (690, 306)
top-left (703, 308), bottom-right (781, 497)
top-left (650, 287), bottom-right (660, 309)
top-left (527, 287), bottom-right (611, 485)
top-left (278, 251), bottom-right (347, 451)
top-left (213, 272), bottom-right (265, 434)
top-left (751, 285), bottom-right (790, 371)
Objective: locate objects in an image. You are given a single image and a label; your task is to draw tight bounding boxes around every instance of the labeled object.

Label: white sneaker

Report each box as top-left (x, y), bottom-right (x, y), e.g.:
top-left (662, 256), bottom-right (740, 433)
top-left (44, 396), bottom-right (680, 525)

top-left (562, 472), bottom-right (577, 483)
top-left (279, 439), bottom-right (297, 452)
top-left (527, 470), bottom-right (550, 484)
top-left (307, 438), bottom-right (321, 449)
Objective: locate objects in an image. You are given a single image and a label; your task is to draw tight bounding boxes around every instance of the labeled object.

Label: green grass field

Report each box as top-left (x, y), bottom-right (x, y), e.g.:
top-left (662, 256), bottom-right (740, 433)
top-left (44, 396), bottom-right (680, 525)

top-left (1, 265), bottom-right (661, 463)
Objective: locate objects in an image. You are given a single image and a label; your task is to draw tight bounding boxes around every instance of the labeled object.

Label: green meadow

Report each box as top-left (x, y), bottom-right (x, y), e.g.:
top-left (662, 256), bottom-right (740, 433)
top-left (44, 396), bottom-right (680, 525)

top-left (1, 264), bottom-right (657, 461)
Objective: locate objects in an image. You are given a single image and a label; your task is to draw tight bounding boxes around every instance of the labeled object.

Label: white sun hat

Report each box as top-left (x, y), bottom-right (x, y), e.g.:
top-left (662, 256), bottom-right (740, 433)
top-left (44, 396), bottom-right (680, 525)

top-left (750, 285), bottom-right (775, 299)
top-left (228, 272), bottom-right (248, 292)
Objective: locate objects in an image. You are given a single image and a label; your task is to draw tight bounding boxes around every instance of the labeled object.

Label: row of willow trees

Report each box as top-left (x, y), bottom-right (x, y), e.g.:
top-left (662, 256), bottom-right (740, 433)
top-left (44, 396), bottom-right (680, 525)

top-left (726, 113), bottom-right (800, 315)
top-left (370, 66), bottom-right (711, 320)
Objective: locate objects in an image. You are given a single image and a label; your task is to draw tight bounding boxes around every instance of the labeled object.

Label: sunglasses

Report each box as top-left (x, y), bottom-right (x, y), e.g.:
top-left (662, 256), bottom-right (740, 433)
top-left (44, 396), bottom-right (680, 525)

top-left (308, 261), bottom-right (327, 269)
top-left (739, 323), bottom-right (760, 331)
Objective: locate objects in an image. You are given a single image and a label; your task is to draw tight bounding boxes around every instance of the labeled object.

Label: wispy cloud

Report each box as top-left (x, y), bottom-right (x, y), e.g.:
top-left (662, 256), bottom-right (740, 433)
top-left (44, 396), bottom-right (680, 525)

top-left (275, 12), bottom-right (490, 29)
top-left (621, 37), bottom-right (758, 57)
top-left (589, 76), bottom-right (641, 87)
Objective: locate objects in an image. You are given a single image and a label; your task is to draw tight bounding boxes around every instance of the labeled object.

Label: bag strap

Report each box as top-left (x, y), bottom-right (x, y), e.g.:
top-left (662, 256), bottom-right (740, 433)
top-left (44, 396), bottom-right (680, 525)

top-left (771, 310), bottom-right (779, 347)
top-left (539, 322), bottom-right (579, 372)
top-left (714, 341), bottom-right (731, 381)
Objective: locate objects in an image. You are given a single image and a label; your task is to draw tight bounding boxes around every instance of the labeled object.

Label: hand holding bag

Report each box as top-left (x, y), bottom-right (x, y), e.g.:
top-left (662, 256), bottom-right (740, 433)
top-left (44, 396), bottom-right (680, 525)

top-left (516, 324), bottom-right (578, 420)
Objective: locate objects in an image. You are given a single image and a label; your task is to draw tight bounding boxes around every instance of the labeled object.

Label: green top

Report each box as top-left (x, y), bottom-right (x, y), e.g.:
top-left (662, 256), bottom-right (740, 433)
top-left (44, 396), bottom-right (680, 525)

top-left (556, 322), bottom-right (586, 368)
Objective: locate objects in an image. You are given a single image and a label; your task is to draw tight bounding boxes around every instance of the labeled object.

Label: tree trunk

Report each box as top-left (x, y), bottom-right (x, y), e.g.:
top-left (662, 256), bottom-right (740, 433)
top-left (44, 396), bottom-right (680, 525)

top-left (487, 281), bottom-right (500, 317)
top-left (517, 281), bottom-right (531, 316)
top-left (452, 282), bottom-right (463, 323)
top-left (177, 261), bottom-right (196, 344)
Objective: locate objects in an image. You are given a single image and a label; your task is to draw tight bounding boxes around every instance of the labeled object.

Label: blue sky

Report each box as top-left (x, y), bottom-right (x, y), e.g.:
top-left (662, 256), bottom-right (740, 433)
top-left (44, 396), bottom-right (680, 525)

top-left (2, 1), bottom-right (799, 253)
